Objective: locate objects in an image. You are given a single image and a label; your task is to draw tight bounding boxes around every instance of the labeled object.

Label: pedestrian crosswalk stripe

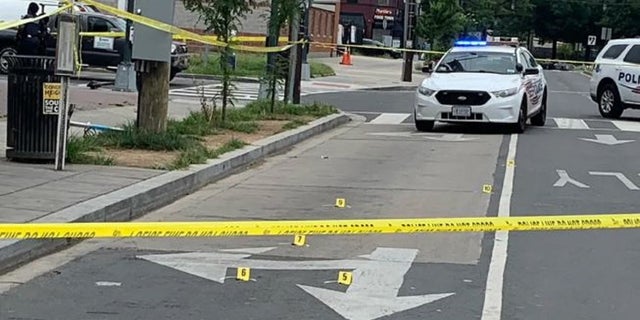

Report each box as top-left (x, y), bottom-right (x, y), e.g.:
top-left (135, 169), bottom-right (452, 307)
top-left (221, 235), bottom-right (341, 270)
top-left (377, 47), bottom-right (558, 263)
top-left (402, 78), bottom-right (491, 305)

top-left (612, 120), bottom-right (640, 132)
top-left (351, 112), bottom-right (640, 133)
top-left (369, 113), bottom-right (412, 124)
top-left (553, 118), bottom-right (589, 129)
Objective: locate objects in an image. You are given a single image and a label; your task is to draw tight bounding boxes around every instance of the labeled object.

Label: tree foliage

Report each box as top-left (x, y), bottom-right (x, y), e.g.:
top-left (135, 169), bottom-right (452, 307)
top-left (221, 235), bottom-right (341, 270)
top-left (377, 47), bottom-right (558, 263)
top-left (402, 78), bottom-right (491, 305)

top-left (415, 0), bottom-right (466, 51)
top-left (182, 0), bottom-right (258, 122)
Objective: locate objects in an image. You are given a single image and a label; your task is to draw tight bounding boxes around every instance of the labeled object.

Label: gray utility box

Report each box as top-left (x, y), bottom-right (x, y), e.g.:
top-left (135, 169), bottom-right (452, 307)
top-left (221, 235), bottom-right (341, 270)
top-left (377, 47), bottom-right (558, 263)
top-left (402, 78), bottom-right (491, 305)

top-left (132, 0), bottom-right (176, 63)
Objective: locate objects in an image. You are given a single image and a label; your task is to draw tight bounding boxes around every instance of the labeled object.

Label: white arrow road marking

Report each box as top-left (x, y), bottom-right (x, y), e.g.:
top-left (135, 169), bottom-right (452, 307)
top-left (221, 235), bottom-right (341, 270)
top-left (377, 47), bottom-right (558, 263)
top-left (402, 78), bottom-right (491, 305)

top-left (553, 170), bottom-right (590, 188)
top-left (579, 134), bottom-right (635, 145)
top-left (424, 134), bottom-right (478, 142)
top-left (589, 172), bottom-right (640, 190)
top-left (138, 247), bottom-right (455, 319)
top-left (298, 248), bottom-right (454, 320)
top-left (369, 113), bottom-right (412, 124)
top-left (553, 118), bottom-right (589, 129)
top-left (366, 132), bottom-right (414, 137)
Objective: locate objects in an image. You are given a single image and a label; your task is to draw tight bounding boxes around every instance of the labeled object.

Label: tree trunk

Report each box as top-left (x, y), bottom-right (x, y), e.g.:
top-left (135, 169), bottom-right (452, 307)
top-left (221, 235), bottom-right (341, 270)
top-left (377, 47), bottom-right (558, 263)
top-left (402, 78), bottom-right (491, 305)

top-left (551, 39), bottom-right (558, 59)
top-left (137, 61), bottom-right (169, 133)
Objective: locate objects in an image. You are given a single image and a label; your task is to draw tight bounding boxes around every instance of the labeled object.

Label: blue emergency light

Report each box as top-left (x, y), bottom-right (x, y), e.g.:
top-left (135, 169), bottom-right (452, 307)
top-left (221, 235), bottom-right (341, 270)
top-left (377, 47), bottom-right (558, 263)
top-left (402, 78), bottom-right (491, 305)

top-left (454, 40), bottom-right (487, 46)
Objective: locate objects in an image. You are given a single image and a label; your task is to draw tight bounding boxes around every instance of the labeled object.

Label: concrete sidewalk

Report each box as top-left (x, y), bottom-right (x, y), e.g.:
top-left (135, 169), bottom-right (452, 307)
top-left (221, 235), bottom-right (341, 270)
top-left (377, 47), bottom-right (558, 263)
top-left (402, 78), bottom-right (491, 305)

top-left (0, 55), bottom-right (403, 273)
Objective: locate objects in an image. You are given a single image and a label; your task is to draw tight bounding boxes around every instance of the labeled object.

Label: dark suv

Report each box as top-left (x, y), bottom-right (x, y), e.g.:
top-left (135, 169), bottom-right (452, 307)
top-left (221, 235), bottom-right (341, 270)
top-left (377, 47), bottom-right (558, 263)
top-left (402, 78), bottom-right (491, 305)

top-left (0, 1), bottom-right (189, 80)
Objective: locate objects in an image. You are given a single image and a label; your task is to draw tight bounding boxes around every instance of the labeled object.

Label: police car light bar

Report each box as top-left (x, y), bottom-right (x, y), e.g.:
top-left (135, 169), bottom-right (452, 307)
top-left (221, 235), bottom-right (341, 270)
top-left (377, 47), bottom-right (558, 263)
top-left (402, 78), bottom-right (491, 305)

top-left (454, 40), bottom-right (487, 46)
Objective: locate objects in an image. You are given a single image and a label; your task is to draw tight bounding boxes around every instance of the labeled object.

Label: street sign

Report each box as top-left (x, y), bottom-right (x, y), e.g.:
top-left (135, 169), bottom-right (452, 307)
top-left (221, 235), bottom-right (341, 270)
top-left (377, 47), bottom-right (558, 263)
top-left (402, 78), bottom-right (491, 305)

top-left (42, 83), bottom-right (61, 115)
top-left (587, 35), bottom-right (596, 46)
top-left (139, 247), bottom-right (455, 320)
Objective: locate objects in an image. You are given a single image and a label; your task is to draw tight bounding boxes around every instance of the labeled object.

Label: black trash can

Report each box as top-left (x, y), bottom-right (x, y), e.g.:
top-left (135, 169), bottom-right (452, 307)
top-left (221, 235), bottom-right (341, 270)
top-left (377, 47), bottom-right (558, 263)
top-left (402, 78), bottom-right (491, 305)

top-left (5, 55), bottom-right (61, 161)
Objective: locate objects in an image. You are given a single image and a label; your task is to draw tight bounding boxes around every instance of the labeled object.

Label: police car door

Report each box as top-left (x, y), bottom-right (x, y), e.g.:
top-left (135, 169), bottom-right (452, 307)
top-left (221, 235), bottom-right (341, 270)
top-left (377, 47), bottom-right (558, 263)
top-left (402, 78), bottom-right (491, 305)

top-left (618, 44), bottom-right (640, 105)
top-left (519, 51), bottom-right (542, 115)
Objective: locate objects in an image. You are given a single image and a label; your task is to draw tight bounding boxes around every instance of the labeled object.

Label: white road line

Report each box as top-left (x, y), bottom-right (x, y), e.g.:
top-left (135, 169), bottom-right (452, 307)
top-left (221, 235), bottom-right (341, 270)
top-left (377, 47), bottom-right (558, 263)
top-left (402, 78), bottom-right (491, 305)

top-left (553, 117), bottom-right (589, 129)
top-left (611, 120), bottom-right (640, 132)
top-left (481, 134), bottom-right (518, 320)
top-left (368, 113), bottom-right (411, 124)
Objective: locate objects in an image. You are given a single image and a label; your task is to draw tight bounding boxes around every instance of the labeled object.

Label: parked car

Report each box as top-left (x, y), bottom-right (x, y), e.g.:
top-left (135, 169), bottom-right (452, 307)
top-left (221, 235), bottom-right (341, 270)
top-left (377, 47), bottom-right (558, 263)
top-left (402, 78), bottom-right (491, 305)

top-left (355, 38), bottom-right (402, 59)
top-left (0, 0), bottom-right (189, 80)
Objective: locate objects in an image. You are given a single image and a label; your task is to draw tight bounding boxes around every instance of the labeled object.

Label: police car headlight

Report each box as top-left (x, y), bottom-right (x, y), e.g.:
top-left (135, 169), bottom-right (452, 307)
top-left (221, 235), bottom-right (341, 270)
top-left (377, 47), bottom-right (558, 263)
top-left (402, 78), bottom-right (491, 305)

top-left (492, 87), bottom-right (518, 98)
top-left (418, 86), bottom-right (436, 96)
top-left (171, 44), bottom-right (177, 53)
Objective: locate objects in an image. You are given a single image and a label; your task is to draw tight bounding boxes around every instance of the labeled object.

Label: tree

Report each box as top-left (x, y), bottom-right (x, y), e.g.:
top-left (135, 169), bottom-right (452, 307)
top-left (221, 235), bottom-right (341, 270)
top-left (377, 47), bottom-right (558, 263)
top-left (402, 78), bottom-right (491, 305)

top-left (600, 0), bottom-right (640, 38)
top-left (532, 0), bottom-right (597, 58)
top-left (182, 0), bottom-right (258, 122)
top-left (260, 0), bottom-right (304, 111)
top-left (416, 0), bottom-right (466, 51)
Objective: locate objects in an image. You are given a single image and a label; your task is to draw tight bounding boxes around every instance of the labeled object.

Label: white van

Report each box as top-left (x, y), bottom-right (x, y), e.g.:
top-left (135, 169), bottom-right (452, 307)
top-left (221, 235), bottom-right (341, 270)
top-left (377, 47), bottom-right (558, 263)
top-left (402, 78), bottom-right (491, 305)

top-left (590, 38), bottom-right (640, 118)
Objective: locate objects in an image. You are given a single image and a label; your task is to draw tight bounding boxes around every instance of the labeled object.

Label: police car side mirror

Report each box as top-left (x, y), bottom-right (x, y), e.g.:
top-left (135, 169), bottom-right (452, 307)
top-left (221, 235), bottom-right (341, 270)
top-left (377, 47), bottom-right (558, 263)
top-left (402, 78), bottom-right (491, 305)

top-left (516, 63), bottom-right (524, 73)
top-left (422, 66), bottom-right (433, 73)
top-left (524, 68), bottom-right (540, 75)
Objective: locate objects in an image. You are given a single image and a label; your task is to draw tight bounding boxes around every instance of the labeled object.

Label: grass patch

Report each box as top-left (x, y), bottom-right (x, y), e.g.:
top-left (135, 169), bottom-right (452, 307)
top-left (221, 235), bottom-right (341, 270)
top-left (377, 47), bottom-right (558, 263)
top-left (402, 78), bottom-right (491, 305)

top-left (211, 138), bottom-right (247, 157)
top-left (282, 119), bottom-right (309, 130)
top-left (66, 101), bottom-right (337, 170)
top-left (310, 62), bottom-right (335, 77)
top-left (187, 53), bottom-right (335, 78)
top-left (66, 136), bottom-right (115, 165)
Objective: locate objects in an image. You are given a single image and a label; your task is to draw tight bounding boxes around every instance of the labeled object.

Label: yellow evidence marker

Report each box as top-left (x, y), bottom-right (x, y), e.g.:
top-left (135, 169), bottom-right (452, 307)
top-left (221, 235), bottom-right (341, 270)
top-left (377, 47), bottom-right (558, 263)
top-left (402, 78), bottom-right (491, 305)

top-left (293, 235), bottom-right (306, 246)
top-left (338, 271), bottom-right (353, 285)
top-left (335, 198), bottom-right (347, 208)
top-left (482, 185), bottom-right (493, 194)
top-left (236, 267), bottom-right (250, 281)
top-left (507, 159), bottom-right (515, 167)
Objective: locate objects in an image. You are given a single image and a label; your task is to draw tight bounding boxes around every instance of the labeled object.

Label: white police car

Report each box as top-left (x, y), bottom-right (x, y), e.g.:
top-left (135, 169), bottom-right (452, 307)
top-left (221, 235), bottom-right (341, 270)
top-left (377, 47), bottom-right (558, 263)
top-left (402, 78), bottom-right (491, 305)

top-left (414, 40), bottom-right (547, 133)
top-left (589, 38), bottom-right (640, 119)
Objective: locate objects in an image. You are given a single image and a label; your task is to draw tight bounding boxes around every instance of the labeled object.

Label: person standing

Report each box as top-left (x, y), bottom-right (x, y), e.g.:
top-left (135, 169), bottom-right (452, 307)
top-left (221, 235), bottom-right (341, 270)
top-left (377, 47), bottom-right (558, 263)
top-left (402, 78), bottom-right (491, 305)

top-left (16, 2), bottom-right (47, 55)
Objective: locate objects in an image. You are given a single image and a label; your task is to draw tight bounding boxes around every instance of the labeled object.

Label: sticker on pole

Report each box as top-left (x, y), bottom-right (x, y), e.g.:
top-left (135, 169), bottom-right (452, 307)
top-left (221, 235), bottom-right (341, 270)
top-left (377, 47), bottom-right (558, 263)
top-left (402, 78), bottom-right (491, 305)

top-left (43, 82), bottom-right (61, 115)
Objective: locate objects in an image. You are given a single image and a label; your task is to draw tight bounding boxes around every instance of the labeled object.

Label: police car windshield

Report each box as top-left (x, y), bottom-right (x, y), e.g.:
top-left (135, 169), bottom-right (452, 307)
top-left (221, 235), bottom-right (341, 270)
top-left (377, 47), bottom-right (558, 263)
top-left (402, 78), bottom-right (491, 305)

top-left (436, 51), bottom-right (517, 75)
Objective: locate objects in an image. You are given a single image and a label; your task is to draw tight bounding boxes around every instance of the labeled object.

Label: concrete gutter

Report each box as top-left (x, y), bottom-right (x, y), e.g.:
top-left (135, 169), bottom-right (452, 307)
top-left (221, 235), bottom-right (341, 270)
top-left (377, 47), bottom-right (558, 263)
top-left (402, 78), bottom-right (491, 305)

top-left (0, 112), bottom-right (351, 274)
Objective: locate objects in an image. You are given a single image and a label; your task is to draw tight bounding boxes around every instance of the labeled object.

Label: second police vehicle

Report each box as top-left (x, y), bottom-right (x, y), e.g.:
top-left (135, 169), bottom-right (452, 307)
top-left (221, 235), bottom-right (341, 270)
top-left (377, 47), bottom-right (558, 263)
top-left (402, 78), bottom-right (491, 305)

top-left (414, 38), bottom-right (548, 133)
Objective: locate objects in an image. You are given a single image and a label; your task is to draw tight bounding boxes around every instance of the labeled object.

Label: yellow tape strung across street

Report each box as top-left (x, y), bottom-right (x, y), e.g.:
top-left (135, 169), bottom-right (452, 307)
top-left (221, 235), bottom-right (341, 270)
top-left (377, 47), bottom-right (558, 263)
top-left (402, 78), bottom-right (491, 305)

top-left (75, 0), bottom-right (298, 53)
top-left (0, 4), bottom-right (73, 32)
top-left (2, 213), bottom-right (640, 239)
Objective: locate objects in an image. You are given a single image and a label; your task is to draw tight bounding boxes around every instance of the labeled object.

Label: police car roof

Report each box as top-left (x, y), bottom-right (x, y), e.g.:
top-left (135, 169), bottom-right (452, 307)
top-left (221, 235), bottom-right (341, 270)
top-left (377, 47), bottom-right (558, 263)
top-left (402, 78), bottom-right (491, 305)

top-left (603, 38), bottom-right (640, 45)
top-left (450, 45), bottom-right (517, 54)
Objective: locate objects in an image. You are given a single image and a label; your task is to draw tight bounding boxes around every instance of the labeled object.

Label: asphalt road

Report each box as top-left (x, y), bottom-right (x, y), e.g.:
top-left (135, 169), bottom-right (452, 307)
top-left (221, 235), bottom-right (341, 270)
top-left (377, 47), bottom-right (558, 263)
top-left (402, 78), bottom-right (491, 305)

top-left (2, 70), bottom-right (640, 320)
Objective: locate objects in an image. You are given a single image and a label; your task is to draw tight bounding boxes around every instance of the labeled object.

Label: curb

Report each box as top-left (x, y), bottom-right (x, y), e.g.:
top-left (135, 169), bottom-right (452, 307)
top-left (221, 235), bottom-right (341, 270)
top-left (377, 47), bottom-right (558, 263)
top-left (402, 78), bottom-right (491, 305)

top-left (0, 112), bottom-right (351, 274)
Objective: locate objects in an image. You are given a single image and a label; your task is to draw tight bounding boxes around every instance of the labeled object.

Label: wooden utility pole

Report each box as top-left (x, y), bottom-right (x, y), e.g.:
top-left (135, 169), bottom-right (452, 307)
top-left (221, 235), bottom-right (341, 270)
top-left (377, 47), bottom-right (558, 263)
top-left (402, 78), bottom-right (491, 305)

top-left (137, 61), bottom-right (170, 132)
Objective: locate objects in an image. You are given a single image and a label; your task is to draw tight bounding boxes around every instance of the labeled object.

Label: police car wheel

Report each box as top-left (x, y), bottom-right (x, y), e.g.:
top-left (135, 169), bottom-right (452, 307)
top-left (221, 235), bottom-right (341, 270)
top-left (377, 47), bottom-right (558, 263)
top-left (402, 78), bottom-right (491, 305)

top-left (598, 84), bottom-right (623, 119)
top-left (531, 90), bottom-right (547, 126)
top-left (510, 101), bottom-right (527, 134)
top-left (0, 47), bottom-right (17, 74)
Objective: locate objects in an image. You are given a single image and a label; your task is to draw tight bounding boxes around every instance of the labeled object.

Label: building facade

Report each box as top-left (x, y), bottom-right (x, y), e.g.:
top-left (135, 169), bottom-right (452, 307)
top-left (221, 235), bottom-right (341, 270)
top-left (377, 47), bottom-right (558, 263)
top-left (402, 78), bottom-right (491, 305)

top-left (339, 0), bottom-right (403, 43)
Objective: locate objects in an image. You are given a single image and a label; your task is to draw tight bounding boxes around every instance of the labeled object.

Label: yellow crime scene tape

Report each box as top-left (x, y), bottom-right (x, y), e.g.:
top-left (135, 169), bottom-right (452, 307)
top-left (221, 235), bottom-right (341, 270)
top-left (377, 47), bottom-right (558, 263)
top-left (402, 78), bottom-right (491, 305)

top-left (2, 213), bottom-right (640, 239)
top-left (0, 4), bottom-right (72, 32)
top-left (75, 0), bottom-right (300, 53)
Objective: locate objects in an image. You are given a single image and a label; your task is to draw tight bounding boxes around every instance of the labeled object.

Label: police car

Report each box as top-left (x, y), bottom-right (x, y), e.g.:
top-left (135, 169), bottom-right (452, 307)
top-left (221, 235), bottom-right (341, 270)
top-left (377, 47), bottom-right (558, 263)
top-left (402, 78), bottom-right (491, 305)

top-left (414, 40), bottom-right (548, 133)
top-left (589, 38), bottom-right (640, 119)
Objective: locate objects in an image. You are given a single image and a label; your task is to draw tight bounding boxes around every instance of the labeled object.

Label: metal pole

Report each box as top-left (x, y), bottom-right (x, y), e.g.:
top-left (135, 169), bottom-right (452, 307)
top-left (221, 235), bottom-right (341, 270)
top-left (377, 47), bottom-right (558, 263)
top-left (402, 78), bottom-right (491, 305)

top-left (258, 0), bottom-right (281, 99)
top-left (301, 0), bottom-right (312, 81)
top-left (55, 77), bottom-right (69, 171)
top-left (113, 0), bottom-right (137, 92)
top-left (287, 9), bottom-right (301, 103)
top-left (401, 0), bottom-right (411, 82)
